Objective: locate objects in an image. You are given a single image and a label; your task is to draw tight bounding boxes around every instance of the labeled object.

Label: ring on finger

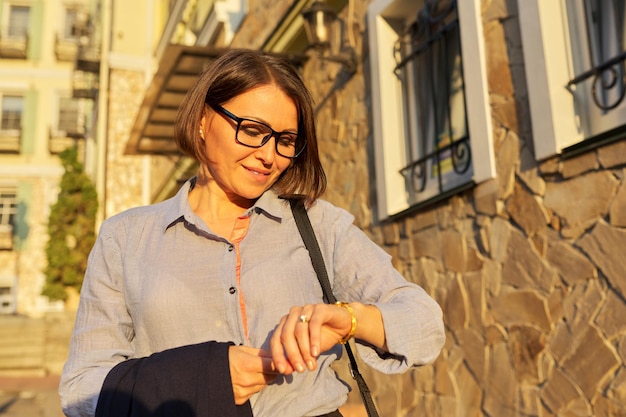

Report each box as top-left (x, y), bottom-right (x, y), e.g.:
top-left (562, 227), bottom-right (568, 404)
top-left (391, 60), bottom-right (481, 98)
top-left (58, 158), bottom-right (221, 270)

top-left (299, 314), bottom-right (310, 324)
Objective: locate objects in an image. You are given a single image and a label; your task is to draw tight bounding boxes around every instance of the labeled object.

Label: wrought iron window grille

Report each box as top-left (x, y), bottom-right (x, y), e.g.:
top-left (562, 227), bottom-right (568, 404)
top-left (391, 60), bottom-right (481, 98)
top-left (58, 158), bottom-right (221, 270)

top-left (393, 0), bottom-right (472, 200)
top-left (566, 0), bottom-right (626, 112)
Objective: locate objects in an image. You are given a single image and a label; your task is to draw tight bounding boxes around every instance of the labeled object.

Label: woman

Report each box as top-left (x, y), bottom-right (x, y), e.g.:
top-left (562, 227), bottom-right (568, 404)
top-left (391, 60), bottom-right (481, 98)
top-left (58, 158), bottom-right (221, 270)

top-left (60, 49), bottom-right (445, 417)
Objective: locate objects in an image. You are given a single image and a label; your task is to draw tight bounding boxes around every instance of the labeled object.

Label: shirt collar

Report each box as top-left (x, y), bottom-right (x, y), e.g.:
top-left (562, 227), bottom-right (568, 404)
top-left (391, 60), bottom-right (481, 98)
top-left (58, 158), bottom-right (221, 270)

top-left (161, 178), bottom-right (195, 232)
top-left (161, 177), bottom-right (287, 232)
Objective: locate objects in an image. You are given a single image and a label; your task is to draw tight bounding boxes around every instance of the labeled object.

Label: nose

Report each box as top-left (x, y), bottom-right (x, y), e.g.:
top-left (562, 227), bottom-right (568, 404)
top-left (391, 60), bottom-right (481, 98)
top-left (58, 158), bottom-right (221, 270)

top-left (255, 135), bottom-right (278, 164)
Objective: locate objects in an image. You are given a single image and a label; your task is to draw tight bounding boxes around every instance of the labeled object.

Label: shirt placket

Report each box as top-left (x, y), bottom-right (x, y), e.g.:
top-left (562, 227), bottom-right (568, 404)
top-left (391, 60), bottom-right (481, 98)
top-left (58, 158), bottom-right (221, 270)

top-left (230, 215), bottom-right (251, 342)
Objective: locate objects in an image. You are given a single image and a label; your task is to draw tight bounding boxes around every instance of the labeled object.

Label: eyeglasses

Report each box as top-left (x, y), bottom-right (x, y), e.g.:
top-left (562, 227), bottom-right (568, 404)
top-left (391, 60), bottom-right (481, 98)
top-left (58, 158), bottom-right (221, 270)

top-left (212, 104), bottom-right (306, 158)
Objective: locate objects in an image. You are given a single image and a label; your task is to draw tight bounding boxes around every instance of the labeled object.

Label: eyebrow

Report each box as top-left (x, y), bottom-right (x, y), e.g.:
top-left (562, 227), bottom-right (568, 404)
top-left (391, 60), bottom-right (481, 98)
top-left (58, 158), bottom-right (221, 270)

top-left (215, 104), bottom-right (299, 135)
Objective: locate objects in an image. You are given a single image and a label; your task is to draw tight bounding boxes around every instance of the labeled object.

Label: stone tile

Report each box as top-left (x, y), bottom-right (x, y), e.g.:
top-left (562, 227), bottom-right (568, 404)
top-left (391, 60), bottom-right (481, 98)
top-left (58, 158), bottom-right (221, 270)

top-left (518, 147), bottom-right (546, 196)
top-left (506, 181), bottom-right (549, 237)
top-left (519, 385), bottom-right (541, 416)
top-left (598, 140), bottom-right (626, 169)
top-left (562, 324), bottom-right (620, 398)
top-left (496, 131), bottom-right (520, 200)
top-left (455, 362), bottom-right (483, 417)
top-left (491, 289), bottom-right (551, 331)
top-left (442, 229), bottom-right (466, 273)
top-left (609, 178), bottom-right (626, 227)
top-left (484, 342), bottom-right (516, 417)
top-left (578, 220), bottom-right (626, 300)
top-left (502, 228), bottom-right (558, 293)
top-left (562, 152), bottom-right (599, 179)
top-left (544, 171), bottom-right (619, 238)
top-left (509, 325), bottom-right (545, 383)
top-left (463, 271), bottom-right (485, 329)
top-left (445, 276), bottom-right (469, 331)
top-left (412, 226), bottom-right (443, 260)
top-left (489, 217), bottom-right (511, 263)
top-left (595, 290), bottom-right (626, 339)
top-left (547, 241), bottom-right (596, 286)
top-left (540, 366), bottom-right (582, 413)
top-left (456, 328), bottom-right (485, 383)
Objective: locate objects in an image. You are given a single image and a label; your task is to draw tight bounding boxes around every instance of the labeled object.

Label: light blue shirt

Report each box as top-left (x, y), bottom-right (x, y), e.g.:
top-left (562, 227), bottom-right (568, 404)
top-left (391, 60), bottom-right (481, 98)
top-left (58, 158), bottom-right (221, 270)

top-left (60, 178), bottom-right (445, 417)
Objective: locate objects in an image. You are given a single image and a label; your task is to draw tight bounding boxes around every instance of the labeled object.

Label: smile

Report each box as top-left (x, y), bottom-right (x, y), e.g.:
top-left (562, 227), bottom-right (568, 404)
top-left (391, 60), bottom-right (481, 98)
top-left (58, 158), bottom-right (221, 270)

top-left (244, 166), bottom-right (271, 176)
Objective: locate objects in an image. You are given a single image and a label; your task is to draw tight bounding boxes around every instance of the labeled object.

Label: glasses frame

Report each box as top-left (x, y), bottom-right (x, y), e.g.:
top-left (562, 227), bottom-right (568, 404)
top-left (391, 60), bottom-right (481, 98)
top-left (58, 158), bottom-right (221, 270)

top-left (211, 104), bottom-right (306, 158)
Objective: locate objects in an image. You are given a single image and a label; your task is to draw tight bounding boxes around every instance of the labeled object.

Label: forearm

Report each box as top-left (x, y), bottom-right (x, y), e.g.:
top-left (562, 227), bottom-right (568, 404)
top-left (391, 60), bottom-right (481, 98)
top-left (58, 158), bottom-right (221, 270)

top-left (355, 287), bottom-right (445, 373)
top-left (345, 302), bottom-right (387, 351)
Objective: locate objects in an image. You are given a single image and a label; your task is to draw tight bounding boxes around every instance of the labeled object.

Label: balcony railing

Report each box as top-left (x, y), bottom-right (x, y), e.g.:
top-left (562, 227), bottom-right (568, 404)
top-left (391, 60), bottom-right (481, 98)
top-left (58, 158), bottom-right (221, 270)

top-left (0, 131), bottom-right (21, 153)
top-left (71, 14), bottom-right (100, 100)
top-left (0, 34), bottom-right (28, 59)
top-left (55, 33), bottom-right (79, 62)
top-left (49, 124), bottom-right (85, 154)
top-left (0, 225), bottom-right (13, 251)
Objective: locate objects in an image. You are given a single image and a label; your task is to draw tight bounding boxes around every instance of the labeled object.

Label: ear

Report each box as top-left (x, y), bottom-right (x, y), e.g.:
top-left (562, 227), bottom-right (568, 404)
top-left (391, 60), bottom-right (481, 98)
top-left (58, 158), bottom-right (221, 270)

top-left (199, 105), bottom-right (210, 138)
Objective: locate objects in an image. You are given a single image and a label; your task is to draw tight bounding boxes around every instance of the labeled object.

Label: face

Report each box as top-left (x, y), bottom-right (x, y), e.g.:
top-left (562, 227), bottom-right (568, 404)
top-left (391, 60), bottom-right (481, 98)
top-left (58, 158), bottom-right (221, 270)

top-left (199, 84), bottom-right (297, 203)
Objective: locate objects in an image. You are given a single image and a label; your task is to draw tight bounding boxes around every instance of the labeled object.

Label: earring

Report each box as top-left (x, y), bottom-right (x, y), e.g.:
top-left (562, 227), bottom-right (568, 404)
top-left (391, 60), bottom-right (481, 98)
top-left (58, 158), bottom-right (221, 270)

top-left (199, 129), bottom-right (204, 138)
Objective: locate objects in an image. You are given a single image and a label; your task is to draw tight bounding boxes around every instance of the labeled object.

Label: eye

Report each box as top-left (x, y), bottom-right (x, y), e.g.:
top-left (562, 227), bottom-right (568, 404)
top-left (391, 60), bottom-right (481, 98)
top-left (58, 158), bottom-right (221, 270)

top-left (277, 134), bottom-right (297, 147)
top-left (239, 121), bottom-right (269, 137)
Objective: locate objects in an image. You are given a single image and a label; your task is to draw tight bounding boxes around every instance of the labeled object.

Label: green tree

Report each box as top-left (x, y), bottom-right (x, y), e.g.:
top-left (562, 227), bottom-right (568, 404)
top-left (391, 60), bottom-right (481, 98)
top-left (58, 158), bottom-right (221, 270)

top-left (43, 147), bottom-right (98, 301)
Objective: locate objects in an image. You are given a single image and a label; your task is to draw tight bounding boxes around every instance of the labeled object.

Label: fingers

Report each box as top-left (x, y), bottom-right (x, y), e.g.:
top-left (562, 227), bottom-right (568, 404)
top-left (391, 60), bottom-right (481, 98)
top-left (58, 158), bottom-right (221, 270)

top-left (228, 345), bottom-right (278, 405)
top-left (270, 304), bottom-right (326, 375)
top-left (269, 315), bottom-right (295, 375)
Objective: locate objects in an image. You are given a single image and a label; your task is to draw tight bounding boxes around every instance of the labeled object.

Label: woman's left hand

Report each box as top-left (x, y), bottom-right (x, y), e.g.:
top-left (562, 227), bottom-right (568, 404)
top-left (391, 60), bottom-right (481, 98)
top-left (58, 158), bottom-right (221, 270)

top-left (269, 302), bottom-right (386, 375)
top-left (269, 303), bottom-right (349, 375)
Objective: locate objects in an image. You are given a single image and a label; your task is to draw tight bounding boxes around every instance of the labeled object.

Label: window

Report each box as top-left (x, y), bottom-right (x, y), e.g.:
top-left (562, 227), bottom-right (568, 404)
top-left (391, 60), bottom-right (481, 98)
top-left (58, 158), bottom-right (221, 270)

top-left (1, 95), bottom-right (23, 132)
top-left (519, 0), bottom-right (626, 159)
top-left (58, 96), bottom-right (82, 135)
top-left (0, 188), bottom-right (17, 250)
top-left (394, 0), bottom-right (471, 205)
top-left (566, 1), bottom-right (626, 143)
top-left (55, 5), bottom-right (89, 61)
top-left (50, 94), bottom-right (86, 153)
top-left (7, 5), bottom-right (30, 39)
top-left (62, 6), bottom-right (81, 40)
top-left (0, 285), bottom-right (15, 314)
top-left (368, 0), bottom-right (494, 219)
top-left (0, 94), bottom-right (22, 153)
top-left (0, 4), bottom-right (30, 58)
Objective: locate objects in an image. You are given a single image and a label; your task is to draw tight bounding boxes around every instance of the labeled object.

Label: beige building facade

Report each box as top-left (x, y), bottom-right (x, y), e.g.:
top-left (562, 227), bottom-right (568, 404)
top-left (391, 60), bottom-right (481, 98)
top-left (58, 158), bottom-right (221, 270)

top-left (0, 0), bottom-right (93, 317)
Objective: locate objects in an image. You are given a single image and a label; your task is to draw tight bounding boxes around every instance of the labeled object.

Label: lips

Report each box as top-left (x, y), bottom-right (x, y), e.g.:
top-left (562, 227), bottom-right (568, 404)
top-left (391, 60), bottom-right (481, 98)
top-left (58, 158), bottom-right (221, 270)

top-left (243, 165), bottom-right (271, 176)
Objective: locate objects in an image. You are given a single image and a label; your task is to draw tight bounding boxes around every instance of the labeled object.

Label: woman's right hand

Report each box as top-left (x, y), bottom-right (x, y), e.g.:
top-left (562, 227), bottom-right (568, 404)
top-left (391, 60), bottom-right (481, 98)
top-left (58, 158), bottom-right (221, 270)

top-left (228, 345), bottom-right (277, 405)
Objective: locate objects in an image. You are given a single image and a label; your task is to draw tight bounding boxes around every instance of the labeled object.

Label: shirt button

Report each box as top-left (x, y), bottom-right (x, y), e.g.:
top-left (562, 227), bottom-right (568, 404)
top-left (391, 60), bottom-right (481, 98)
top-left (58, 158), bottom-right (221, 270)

top-left (228, 245), bottom-right (234, 252)
top-left (229, 287), bottom-right (236, 294)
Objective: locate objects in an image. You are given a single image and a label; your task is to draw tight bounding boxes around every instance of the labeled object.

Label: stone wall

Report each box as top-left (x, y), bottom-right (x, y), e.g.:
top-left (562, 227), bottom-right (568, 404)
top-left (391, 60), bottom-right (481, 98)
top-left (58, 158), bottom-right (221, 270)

top-left (351, 2), bottom-right (626, 416)
top-left (104, 69), bottom-right (149, 218)
top-left (236, 0), bottom-right (626, 416)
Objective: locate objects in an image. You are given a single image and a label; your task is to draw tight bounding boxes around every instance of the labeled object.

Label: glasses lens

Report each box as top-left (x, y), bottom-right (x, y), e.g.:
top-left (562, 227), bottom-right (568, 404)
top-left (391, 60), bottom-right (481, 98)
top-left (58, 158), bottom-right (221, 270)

top-left (275, 133), bottom-right (301, 158)
top-left (236, 119), bottom-right (306, 158)
top-left (237, 120), bottom-right (271, 146)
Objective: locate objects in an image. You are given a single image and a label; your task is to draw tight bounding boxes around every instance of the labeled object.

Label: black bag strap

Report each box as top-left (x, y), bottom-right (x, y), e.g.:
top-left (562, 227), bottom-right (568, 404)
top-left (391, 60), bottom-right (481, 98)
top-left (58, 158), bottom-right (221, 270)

top-left (290, 199), bottom-right (380, 417)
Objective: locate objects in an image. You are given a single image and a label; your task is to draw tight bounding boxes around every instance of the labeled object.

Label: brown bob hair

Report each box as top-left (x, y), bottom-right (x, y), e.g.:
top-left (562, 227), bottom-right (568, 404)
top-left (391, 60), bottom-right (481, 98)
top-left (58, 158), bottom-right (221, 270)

top-left (175, 48), bottom-right (326, 203)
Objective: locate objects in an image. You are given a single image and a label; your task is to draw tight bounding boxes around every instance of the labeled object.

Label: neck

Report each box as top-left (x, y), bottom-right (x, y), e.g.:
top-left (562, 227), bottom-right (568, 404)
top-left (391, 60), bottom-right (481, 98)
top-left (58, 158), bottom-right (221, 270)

top-left (188, 172), bottom-right (254, 225)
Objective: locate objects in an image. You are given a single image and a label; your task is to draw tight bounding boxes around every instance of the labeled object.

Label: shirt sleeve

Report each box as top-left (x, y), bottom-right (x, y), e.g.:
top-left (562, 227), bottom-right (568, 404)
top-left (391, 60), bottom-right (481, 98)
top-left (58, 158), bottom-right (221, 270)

top-left (59, 216), bottom-right (251, 417)
top-left (312, 202), bottom-right (445, 374)
top-left (59, 218), bottom-right (136, 417)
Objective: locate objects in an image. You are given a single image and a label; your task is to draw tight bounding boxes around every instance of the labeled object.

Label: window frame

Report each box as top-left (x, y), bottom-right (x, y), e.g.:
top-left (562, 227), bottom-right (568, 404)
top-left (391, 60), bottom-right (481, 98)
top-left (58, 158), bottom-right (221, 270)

top-left (60, 4), bottom-right (84, 42)
top-left (0, 92), bottom-right (24, 154)
top-left (367, 0), bottom-right (495, 220)
top-left (0, 187), bottom-right (17, 251)
top-left (0, 93), bottom-right (24, 134)
top-left (52, 92), bottom-right (83, 137)
top-left (3, 3), bottom-right (31, 40)
top-left (516, 0), bottom-right (626, 160)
